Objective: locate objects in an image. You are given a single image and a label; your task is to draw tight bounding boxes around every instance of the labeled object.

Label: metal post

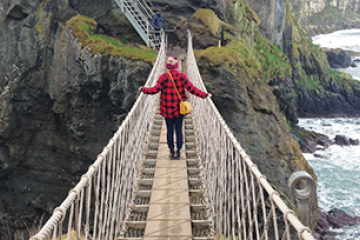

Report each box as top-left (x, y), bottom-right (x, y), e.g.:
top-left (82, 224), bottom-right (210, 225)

top-left (146, 20), bottom-right (150, 47)
top-left (120, 0), bottom-right (124, 12)
top-left (166, 33), bottom-right (168, 53)
top-left (288, 171), bottom-right (316, 227)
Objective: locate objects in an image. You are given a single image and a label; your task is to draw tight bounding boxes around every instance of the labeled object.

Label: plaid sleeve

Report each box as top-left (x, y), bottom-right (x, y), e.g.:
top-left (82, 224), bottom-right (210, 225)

top-left (182, 73), bottom-right (208, 99)
top-left (141, 74), bottom-right (164, 94)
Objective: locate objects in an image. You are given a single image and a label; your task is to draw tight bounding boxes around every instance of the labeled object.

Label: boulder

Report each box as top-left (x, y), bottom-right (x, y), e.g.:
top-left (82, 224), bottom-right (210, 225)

top-left (327, 208), bottom-right (360, 228)
top-left (334, 135), bottom-right (359, 146)
top-left (313, 208), bottom-right (360, 240)
top-left (325, 50), bottom-right (357, 69)
top-left (297, 127), bottom-right (333, 153)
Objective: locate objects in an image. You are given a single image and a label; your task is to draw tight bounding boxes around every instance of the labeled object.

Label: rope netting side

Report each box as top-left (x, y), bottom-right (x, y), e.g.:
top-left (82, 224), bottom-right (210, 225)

top-left (185, 30), bottom-right (315, 240)
top-left (30, 34), bottom-right (167, 240)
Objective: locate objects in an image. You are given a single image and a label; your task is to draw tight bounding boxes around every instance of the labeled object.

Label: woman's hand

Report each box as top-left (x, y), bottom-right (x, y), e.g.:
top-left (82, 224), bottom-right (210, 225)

top-left (207, 93), bottom-right (212, 98)
top-left (139, 87), bottom-right (143, 92)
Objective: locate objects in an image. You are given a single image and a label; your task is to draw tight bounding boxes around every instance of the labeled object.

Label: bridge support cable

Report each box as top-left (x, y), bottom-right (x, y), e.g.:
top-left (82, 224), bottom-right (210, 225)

top-left (185, 30), bottom-right (315, 240)
top-left (30, 34), bottom-right (167, 240)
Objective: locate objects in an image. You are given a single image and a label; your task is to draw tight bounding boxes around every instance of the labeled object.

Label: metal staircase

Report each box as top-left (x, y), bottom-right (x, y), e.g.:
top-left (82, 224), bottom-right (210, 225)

top-left (114, 0), bottom-right (161, 48)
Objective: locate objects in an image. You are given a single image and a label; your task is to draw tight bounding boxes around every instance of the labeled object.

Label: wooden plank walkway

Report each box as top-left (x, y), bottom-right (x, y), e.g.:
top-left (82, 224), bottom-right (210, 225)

top-left (144, 120), bottom-right (192, 240)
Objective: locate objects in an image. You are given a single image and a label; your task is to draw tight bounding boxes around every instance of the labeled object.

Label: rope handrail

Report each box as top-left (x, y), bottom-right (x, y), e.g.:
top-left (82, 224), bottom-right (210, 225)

top-left (185, 29), bottom-right (315, 240)
top-left (29, 27), bottom-right (316, 240)
top-left (29, 33), bottom-right (167, 240)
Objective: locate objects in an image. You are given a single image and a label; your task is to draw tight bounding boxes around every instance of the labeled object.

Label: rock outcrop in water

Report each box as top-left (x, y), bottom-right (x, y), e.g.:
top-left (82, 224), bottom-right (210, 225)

top-left (334, 135), bottom-right (359, 146)
top-left (325, 50), bottom-right (357, 69)
top-left (297, 128), bottom-right (359, 154)
top-left (313, 208), bottom-right (360, 240)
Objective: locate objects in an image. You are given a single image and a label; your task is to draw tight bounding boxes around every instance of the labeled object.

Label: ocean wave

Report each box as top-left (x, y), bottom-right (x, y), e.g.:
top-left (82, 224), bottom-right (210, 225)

top-left (312, 28), bottom-right (360, 53)
top-left (299, 118), bottom-right (360, 217)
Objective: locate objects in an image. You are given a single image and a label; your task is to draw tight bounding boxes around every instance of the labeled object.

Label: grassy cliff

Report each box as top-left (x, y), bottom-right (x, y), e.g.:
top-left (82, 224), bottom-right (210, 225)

top-left (66, 15), bottom-right (157, 65)
top-left (191, 3), bottom-right (319, 230)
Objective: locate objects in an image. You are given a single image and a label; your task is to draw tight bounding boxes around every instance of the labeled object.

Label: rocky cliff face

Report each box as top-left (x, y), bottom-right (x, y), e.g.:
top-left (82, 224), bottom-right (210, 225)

top-left (3, 0), bottom-right (359, 237)
top-left (246, 0), bottom-right (286, 46)
top-left (245, 0), bottom-right (360, 39)
top-left (0, 0), bottom-right (151, 235)
top-left (302, 0), bottom-right (360, 20)
top-left (301, 0), bottom-right (360, 36)
top-left (242, 0), bottom-right (360, 116)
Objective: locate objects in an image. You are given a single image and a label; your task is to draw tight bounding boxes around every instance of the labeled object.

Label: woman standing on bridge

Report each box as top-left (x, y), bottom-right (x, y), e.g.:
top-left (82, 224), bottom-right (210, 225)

top-left (139, 56), bottom-right (211, 159)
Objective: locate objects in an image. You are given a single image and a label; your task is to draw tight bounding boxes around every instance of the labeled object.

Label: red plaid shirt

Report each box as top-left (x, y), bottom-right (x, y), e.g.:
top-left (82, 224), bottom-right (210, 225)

top-left (141, 69), bottom-right (208, 119)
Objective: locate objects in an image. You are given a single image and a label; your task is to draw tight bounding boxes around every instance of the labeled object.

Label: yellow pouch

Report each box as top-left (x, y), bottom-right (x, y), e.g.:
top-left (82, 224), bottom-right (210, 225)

top-left (180, 101), bottom-right (192, 115)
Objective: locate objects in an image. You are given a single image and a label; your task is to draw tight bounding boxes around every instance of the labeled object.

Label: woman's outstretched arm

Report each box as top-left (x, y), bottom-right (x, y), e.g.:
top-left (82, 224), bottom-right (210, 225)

top-left (183, 73), bottom-right (211, 98)
top-left (139, 77), bottom-right (164, 95)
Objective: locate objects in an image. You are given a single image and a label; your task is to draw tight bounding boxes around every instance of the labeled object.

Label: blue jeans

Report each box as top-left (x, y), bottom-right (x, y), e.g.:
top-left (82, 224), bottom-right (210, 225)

top-left (154, 27), bottom-right (161, 39)
top-left (165, 115), bottom-right (184, 150)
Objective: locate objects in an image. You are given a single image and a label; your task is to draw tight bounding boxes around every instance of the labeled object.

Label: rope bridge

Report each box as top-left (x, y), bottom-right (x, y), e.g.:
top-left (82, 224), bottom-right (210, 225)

top-left (30, 32), bottom-right (315, 240)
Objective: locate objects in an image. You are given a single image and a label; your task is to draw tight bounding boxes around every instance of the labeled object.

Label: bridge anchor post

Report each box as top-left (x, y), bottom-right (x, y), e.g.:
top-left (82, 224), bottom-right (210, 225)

top-left (288, 171), bottom-right (316, 227)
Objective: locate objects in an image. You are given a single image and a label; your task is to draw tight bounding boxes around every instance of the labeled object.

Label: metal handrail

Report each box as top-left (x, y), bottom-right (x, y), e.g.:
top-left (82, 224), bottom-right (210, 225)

top-left (114, 0), bottom-right (159, 48)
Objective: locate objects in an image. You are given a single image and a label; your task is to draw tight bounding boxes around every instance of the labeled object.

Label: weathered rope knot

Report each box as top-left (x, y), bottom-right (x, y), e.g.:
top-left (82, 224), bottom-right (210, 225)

top-left (258, 174), bottom-right (267, 182)
top-left (103, 146), bottom-right (110, 153)
top-left (97, 153), bottom-right (105, 161)
top-left (284, 209), bottom-right (296, 221)
top-left (81, 174), bottom-right (91, 187)
top-left (53, 207), bottom-right (67, 222)
top-left (298, 226), bottom-right (313, 240)
top-left (69, 188), bottom-right (80, 201)
top-left (270, 191), bottom-right (280, 201)
top-left (113, 132), bottom-right (120, 139)
top-left (250, 164), bottom-right (258, 172)
top-left (88, 164), bottom-right (97, 174)
top-left (109, 138), bottom-right (116, 146)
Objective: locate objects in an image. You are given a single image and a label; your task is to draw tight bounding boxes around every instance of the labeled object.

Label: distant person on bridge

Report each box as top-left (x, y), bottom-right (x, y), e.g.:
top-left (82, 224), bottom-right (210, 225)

top-left (148, 9), bottom-right (167, 41)
top-left (139, 56), bottom-right (212, 160)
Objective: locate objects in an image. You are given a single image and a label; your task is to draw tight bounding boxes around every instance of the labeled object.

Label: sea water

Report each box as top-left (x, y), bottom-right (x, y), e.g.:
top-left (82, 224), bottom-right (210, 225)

top-left (312, 29), bottom-right (360, 80)
top-left (299, 118), bottom-right (360, 239)
top-left (297, 29), bottom-right (360, 239)
top-left (299, 118), bottom-right (360, 217)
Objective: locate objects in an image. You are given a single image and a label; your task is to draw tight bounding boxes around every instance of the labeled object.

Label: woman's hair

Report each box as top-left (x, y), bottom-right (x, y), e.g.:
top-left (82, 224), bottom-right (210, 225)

top-left (166, 57), bottom-right (178, 66)
top-left (166, 56), bottom-right (179, 69)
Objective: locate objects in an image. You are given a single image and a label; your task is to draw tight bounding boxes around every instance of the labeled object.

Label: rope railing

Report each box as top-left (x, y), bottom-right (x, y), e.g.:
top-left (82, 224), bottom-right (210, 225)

top-left (185, 30), bottom-right (315, 240)
top-left (30, 34), bottom-right (167, 240)
top-left (30, 27), bottom-right (316, 240)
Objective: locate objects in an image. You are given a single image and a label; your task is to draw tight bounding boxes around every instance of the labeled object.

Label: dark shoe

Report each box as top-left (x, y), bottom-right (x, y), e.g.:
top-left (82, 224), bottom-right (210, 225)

top-left (169, 148), bottom-right (175, 159)
top-left (174, 149), bottom-right (181, 160)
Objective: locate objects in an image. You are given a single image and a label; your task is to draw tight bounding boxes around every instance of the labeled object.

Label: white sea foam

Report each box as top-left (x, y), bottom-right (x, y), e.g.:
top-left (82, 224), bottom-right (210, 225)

top-left (299, 118), bottom-right (360, 217)
top-left (312, 29), bottom-right (360, 81)
top-left (312, 29), bottom-right (360, 52)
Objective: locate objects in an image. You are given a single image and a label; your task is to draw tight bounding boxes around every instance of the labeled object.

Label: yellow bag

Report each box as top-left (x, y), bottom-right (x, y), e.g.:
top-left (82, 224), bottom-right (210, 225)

top-left (180, 100), bottom-right (192, 115)
top-left (169, 72), bottom-right (192, 115)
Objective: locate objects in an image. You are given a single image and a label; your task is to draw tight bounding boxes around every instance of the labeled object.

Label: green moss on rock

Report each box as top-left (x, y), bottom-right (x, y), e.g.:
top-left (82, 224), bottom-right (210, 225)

top-left (195, 39), bottom-right (260, 79)
top-left (193, 9), bottom-right (234, 36)
top-left (66, 15), bottom-right (157, 65)
top-left (35, 4), bottom-right (54, 41)
top-left (253, 33), bottom-right (291, 79)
